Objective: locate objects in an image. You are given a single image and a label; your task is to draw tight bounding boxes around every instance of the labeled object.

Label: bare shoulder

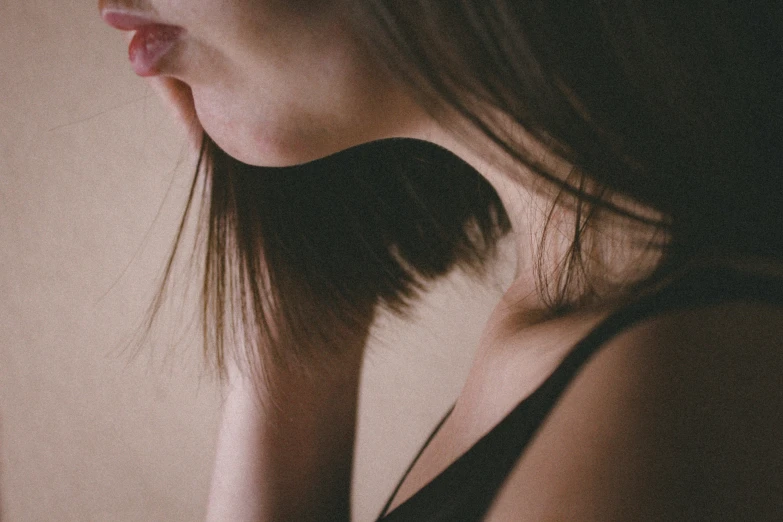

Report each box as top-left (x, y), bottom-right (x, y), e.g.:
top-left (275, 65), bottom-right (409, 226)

top-left (485, 300), bottom-right (783, 521)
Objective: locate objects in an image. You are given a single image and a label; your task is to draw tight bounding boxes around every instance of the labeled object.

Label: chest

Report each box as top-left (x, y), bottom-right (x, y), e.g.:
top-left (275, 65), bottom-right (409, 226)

top-left (383, 310), bottom-right (607, 514)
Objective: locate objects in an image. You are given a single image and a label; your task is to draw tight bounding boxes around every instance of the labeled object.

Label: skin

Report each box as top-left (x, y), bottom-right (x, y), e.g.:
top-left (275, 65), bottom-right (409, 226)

top-left (99, 0), bottom-right (595, 304)
top-left (101, 1), bottom-right (783, 520)
top-left (100, 0), bottom-right (429, 166)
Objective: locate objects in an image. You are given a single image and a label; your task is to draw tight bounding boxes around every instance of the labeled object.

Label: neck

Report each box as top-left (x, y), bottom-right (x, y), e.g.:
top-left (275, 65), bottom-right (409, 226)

top-left (413, 122), bottom-right (662, 325)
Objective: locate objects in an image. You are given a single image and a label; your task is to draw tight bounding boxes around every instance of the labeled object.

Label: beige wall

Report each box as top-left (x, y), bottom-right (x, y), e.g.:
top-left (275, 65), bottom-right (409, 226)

top-left (0, 2), bottom-right (511, 520)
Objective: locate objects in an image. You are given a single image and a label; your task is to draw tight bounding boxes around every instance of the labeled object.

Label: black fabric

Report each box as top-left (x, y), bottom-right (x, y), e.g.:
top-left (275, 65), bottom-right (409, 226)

top-left (377, 262), bottom-right (783, 521)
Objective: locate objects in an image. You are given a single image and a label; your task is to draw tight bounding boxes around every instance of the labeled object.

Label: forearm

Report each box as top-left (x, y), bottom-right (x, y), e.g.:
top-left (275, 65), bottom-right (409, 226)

top-left (205, 347), bottom-right (364, 522)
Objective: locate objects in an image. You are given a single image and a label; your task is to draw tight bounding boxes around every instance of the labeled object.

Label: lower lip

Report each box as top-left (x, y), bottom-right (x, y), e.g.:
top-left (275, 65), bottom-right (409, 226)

top-left (128, 25), bottom-right (183, 77)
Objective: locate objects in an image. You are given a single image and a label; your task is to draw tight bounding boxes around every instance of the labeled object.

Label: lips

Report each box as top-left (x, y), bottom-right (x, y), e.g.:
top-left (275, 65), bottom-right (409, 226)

top-left (101, 9), bottom-right (183, 77)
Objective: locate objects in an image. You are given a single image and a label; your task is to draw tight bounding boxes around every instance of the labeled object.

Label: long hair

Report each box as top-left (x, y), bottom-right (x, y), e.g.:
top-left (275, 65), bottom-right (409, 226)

top-left (154, 136), bottom-right (509, 384)
top-left (345, 0), bottom-right (782, 302)
top-left (154, 1), bottom-right (781, 383)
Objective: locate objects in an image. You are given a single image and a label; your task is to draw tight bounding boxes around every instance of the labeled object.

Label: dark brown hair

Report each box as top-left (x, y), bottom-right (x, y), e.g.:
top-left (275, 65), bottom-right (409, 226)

top-left (154, 1), bottom-right (782, 382)
top-left (155, 136), bottom-right (509, 382)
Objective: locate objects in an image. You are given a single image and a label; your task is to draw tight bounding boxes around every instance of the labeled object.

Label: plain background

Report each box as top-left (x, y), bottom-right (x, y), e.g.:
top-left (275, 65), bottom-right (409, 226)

top-left (0, 2), bottom-right (515, 521)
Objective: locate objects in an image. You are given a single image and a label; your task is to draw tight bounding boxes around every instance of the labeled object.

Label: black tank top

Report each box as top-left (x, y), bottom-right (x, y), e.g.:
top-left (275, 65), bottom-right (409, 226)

top-left (377, 262), bottom-right (783, 521)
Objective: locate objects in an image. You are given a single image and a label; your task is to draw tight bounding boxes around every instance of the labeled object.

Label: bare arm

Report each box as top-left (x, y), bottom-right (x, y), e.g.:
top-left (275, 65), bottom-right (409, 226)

top-left (205, 332), bottom-right (368, 522)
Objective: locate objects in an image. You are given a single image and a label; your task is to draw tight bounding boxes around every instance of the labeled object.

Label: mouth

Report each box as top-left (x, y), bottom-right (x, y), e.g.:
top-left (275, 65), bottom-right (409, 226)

top-left (100, 9), bottom-right (184, 77)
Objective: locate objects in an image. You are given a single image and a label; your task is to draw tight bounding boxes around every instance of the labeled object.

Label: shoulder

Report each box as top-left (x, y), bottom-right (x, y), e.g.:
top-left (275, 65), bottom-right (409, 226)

top-left (485, 300), bottom-right (783, 521)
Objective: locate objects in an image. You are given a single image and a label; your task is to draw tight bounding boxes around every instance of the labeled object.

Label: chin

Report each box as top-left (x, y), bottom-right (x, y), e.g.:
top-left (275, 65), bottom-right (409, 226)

top-left (190, 89), bottom-right (350, 168)
top-left (197, 113), bottom-right (350, 169)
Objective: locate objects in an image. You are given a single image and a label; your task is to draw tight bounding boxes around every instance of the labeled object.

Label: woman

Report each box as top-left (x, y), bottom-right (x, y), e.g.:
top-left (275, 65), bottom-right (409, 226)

top-left (100, 1), bottom-right (782, 520)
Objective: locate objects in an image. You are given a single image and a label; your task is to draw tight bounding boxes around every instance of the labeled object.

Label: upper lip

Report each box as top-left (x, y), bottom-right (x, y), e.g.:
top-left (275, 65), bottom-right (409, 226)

top-left (100, 7), bottom-right (171, 31)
